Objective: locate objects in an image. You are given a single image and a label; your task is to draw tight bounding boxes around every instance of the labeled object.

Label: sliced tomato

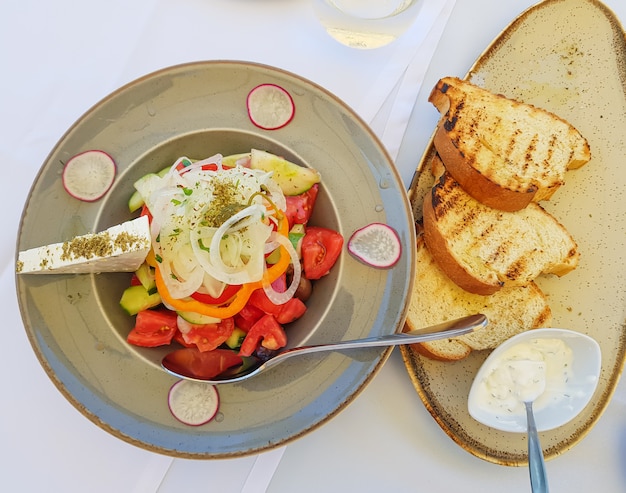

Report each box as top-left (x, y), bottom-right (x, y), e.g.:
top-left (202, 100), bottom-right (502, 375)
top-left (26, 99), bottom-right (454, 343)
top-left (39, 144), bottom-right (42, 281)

top-left (239, 314), bottom-right (287, 357)
top-left (246, 273), bottom-right (291, 316)
top-left (200, 163), bottom-right (231, 171)
top-left (190, 284), bottom-right (241, 305)
top-left (285, 184), bottom-right (318, 228)
top-left (127, 309), bottom-right (177, 347)
top-left (183, 317), bottom-right (235, 352)
top-left (248, 288), bottom-right (282, 316)
top-left (301, 226), bottom-right (343, 280)
top-left (275, 297), bottom-right (307, 324)
top-left (246, 273), bottom-right (306, 324)
top-left (130, 274), bottom-right (142, 286)
top-left (175, 158), bottom-right (192, 171)
top-left (163, 347), bottom-right (243, 380)
top-left (234, 303), bottom-right (265, 331)
top-left (173, 329), bottom-right (195, 348)
top-left (140, 204), bottom-right (152, 222)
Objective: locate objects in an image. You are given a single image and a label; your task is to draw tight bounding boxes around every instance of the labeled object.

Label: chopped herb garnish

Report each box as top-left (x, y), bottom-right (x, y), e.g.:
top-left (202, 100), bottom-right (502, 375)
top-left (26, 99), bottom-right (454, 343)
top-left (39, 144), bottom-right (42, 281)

top-left (198, 239), bottom-right (210, 252)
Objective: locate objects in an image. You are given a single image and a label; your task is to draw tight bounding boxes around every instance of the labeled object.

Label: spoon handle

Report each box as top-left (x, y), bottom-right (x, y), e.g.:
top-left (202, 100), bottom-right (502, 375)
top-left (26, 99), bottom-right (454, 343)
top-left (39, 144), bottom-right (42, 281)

top-left (273, 314), bottom-right (487, 361)
top-left (525, 401), bottom-right (549, 493)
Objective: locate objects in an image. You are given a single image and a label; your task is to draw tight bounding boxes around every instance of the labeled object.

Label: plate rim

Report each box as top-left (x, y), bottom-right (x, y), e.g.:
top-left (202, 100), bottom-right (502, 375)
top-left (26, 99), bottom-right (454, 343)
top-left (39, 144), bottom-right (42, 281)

top-left (15, 59), bottom-right (416, 458)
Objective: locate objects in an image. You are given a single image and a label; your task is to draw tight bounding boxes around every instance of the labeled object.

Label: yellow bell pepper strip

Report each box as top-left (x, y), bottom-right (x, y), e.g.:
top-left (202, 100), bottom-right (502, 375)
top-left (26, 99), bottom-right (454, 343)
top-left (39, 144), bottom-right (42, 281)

top-left (145, 249), bottom-right (157, 268)
top-left (153, 214), bottom-right (291, 319)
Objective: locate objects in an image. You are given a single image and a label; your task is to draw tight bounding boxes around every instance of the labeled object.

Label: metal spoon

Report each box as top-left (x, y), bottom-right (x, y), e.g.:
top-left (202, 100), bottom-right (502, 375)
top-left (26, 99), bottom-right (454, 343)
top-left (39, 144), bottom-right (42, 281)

top-left (495, 358), bottom-right (549, 492)
top-left (517, 362), bottom-right (549, 493)
top-left (525, 399), bottom-right (549, 493)
top-left (162, 313), bottom-right (487, 384)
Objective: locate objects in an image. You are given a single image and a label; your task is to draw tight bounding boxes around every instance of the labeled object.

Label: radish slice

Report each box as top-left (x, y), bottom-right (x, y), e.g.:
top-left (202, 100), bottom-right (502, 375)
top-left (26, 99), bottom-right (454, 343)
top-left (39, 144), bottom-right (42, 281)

top-left (347, 223), bottom-right (402, 269)
top-left (247, 83), bottom-right (295, 130)
top-left (62, 150), bottom-right (116, 202)
top-left (167, 380), bottom-right (220, 426)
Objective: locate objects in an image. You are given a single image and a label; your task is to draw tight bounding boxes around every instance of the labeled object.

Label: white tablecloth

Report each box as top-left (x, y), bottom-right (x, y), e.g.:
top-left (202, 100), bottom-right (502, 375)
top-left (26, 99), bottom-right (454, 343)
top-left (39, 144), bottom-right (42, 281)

top-left (2, 1), bottom-right (625, 492)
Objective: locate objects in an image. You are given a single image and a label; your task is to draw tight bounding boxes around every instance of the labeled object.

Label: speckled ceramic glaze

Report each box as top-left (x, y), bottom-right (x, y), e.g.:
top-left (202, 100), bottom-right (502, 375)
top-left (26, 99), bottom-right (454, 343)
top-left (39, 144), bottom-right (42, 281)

top-left (15, 61), bottom-right (415, 458)
top-left (403, 0), bottom-right (626, 466)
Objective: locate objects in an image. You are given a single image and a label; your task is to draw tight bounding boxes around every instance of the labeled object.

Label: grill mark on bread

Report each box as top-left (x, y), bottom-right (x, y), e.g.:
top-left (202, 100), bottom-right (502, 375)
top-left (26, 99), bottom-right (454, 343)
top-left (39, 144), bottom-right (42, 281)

top-left (478, 221), bottom-right (496, 243)
top-left (406, 236), bottom-right (554, 360)
top-left (424, 169), bottom-right (579, 293)
top-left (430, 174), bottom-right (458, 219)
top-left (444, 115), bottom-right (458, 132)
top-left (522, 133), bottom-right (538, 175)
top-left (415, 77), bottom-right (586, 359)
top-left (533, 305), bottom-right (552, 328)
top-left (567, 147), bottom-right (577, 164)
top-left (566, 247), bottom-right (578, 262)
top-left (485, 235), bottom-right (508, 265)
top-left (444, 99), bottom-right (465, 131)
top-left (428, 77), bottom-right (591, 211)
top-left (546, 134), bottom-right (557, 163)
top-left (505, 257), bottom-right (527, 281)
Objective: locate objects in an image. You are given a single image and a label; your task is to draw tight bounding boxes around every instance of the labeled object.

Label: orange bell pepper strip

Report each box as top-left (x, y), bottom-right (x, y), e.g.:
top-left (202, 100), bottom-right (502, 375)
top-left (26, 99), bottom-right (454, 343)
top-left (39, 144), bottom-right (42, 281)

top-left (155, 268), bottom-right (255, 319)
top-left (154, 214), bottom-right (291, 319)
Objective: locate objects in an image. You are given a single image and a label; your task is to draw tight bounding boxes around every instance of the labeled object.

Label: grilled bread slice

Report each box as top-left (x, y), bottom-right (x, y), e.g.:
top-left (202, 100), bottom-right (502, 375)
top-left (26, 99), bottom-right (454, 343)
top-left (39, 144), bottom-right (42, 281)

top-left (405, 235), bottom-right (552, 361)
top-left (429, 77), bottom-right (591, 211)
top-left (423, 171), bottom-right (579, 295)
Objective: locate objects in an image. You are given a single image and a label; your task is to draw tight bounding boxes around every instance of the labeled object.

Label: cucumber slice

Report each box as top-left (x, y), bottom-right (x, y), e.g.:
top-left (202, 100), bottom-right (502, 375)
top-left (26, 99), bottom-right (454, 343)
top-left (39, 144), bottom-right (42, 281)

top-left (249, 149), bottom-right (320, 196)
top-left (129, 172), bottom-right (163, 212)
top-left (289, 224), bottom-right (306, 257)
top-left (128, 166), bottom-right (172, 212)
top-left (157, 165), bottom-right (171, 177)
top-left (177, 310), bottom-right (221, 325)
top-left (119, 285), bottom-right (161, 316)
top-left (225, 327), bottom-right (247, 350)
top-left (135, 262), bottom-right (156, 292)
top-left (128, 190), bottom-right (145, 213)
top-left (221, 152), bottom-right (251, 168)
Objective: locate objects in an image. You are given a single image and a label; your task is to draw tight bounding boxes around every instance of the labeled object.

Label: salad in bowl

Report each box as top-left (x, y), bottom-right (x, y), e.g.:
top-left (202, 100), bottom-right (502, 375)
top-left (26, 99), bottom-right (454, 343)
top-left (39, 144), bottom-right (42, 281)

top-left (15, 60), bottom-right (414, 457)
top-left (120, 149), bottom-right (343, 378)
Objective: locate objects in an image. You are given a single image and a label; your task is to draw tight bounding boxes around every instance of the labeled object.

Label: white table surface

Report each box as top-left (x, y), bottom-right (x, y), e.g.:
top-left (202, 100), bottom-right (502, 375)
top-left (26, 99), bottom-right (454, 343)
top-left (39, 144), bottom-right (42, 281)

top-left (3, 0), bottom-right (626, 492)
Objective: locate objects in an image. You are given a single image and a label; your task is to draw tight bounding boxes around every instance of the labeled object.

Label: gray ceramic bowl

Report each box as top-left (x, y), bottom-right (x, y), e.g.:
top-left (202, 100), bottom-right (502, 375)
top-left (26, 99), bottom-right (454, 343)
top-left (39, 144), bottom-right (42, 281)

top-left (15, 61), bottom-right (415, 458)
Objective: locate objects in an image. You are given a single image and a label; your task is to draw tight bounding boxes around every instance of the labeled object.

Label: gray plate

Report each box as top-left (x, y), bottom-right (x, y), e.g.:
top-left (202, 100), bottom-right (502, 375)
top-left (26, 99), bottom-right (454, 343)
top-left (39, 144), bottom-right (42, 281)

top-left (15, 61), bottom-right (415, 459)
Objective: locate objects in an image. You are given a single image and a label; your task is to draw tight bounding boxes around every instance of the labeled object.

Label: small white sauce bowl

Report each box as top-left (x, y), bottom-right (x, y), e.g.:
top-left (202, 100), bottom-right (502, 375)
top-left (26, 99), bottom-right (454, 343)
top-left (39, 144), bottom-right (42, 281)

top-left (468, 328), bottom-right (601, 433)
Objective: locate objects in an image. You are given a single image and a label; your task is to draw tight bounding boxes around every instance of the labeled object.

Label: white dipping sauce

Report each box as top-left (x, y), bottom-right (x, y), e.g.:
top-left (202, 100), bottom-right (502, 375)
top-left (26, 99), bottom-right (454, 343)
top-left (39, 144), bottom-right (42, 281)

top-left (475, 338), bottom-right (573, 416)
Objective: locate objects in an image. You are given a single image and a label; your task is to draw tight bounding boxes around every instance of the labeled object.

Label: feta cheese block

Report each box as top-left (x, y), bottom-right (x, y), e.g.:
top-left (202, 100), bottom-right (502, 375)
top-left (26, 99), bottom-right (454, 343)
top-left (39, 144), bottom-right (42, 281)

top-left (17, 216), bottom-right (151, 274)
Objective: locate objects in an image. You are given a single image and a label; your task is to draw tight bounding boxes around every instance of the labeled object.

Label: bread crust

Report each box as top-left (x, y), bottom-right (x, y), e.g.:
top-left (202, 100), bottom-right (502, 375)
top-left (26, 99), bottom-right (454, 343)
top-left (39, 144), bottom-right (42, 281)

top-left (408, 338), bottom-right (471, 361)
top-left (433, 126), bottom-right (535, 211)
top-left (429, 77), bottom-right (591, 212)
top-left (422, 170), bottom-right (579, 295)
top-left (422, 178), bottom-right (503, 296)
top-left (404, 234), bottom-right (552, 361)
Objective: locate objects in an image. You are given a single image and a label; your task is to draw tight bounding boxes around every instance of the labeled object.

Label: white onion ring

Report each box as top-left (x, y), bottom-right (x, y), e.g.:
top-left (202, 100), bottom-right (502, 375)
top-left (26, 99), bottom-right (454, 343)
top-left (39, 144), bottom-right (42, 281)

top-left (209, 204), bottom-right (268, 283)
top-left (142, 157), bottom-right (292, 299)
top-left (263, 232), bottom-right (301, 305)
